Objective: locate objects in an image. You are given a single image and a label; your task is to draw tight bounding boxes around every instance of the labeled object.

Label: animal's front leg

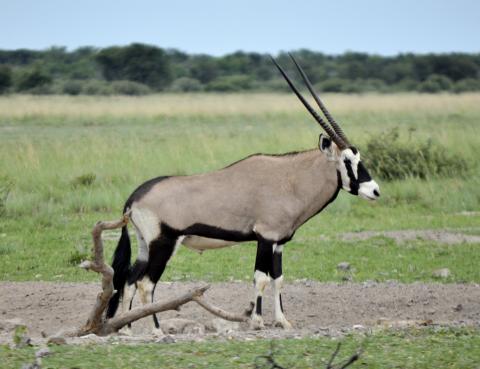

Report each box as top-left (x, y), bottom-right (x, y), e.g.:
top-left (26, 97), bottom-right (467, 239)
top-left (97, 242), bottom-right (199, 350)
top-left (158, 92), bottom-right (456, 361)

top-left (251, 240), bottom-right (272, 329)
top-left (271, 244), bottom-right (292, 329)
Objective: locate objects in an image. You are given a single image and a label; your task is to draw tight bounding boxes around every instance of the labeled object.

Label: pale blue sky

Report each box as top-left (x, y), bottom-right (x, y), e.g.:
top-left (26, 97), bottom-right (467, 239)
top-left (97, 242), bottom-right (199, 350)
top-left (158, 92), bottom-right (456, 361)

top-left (1, 0), bottom-right (478, 55)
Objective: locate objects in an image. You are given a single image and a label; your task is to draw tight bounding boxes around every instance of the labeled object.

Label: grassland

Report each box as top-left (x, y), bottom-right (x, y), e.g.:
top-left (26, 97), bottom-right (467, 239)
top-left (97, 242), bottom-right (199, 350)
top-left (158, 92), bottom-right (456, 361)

top-left (3, 328), bottom-right (480, 369)
top-left (0, 93), bottom-right (479, 368)
top-left (0, 93), bottom-right (479, 282)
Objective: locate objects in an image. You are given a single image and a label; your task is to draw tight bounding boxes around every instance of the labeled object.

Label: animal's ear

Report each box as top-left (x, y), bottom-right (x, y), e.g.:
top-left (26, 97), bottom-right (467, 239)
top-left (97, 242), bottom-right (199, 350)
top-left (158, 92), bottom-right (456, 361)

top-left (318, 134), bottom-right (335, 159)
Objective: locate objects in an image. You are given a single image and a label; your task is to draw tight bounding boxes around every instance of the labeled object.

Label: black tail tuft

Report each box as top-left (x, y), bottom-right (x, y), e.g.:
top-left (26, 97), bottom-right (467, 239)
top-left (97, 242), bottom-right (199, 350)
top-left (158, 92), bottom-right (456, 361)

top-left (106, 225), bottom-right (131, 318)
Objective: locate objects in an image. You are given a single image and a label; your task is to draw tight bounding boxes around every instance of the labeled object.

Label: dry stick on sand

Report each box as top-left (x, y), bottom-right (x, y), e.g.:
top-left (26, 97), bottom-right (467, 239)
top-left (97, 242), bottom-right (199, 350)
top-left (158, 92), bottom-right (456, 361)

top-left (74, 211), bottom-right (248, 337)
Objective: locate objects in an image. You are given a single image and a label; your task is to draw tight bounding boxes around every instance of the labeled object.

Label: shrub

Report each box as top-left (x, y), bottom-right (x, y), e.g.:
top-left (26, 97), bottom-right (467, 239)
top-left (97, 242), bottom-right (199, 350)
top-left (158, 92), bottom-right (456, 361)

top-left (363, 128), bottom-right (468, 181)
top-left (418, 74), bottom-right (453, 93)
top-left (62, 80), bottom-right (83, 95)
top-left (110, 80), bottom-right (151, 95)
top-left (0, 65), bottom-right (12, 94)
top-left (82, 79), bottom-right (113, 95)
top-left (169, 77), bottom-right (203, 92)
top-left (71, 173), bottom-right (96, 188)
top-left (453, 78), bottom-right (480, 93)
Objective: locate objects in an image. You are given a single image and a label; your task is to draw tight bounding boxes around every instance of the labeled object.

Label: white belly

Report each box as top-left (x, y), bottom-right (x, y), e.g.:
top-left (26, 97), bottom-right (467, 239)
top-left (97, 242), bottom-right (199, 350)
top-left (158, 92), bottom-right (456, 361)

top-left (182, 236), bottom-right (237, 251)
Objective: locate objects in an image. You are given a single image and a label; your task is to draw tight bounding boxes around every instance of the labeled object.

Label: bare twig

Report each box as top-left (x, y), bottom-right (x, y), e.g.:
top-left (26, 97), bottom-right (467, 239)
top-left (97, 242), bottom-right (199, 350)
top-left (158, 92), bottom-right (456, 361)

top-left (326, 342), bottom-right (365, 369)
top-left (193, 296), bottom-right (249, 322)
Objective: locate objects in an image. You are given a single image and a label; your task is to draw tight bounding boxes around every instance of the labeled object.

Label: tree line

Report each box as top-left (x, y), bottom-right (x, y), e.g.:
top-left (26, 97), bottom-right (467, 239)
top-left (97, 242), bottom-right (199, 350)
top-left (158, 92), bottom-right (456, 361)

top-left (0, 43), bottom-right (479, 95)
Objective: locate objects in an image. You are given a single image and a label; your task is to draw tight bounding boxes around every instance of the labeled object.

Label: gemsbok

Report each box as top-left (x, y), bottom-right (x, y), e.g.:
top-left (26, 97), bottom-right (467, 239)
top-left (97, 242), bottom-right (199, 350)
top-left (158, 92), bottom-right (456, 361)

top-left (106, 54), bottom-right (380, 333)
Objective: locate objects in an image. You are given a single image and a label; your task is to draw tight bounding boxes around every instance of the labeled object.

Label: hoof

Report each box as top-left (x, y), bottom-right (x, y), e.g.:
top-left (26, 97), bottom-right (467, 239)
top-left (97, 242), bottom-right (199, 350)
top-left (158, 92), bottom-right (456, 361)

top-left (274, 319), bottom-right (293, 330)
top-left (152, 328), bottom-right (165, 338)
top-left (250, 315), bottom-right (265, 330)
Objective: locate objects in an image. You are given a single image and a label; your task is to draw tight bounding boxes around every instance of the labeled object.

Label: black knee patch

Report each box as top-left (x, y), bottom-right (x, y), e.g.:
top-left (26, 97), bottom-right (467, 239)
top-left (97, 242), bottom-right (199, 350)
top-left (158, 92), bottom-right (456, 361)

top-left (256, 296), bottom-right (262, 315)
top-left (271, 252), bottom-right (283, 279)
top-left (254, 241), bottom-right (273, 275)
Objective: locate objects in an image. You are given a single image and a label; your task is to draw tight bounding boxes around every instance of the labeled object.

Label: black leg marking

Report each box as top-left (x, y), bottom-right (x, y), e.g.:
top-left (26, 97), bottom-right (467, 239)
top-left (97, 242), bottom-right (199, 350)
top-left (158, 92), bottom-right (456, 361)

top-left (279, 294), bottom-right (284, 312)
top-left (271, 250), bottom-right (283, 279)
top-left (152, 284), bottom-right (160, 329)
top-left (127, 299), bottom-right (134, 329)
top-left (256, 296), bottom-right (262, 315)
top-left (145, 235), bottom-right (178, 328)
top-left (254, 239), bottom-right (273, 275)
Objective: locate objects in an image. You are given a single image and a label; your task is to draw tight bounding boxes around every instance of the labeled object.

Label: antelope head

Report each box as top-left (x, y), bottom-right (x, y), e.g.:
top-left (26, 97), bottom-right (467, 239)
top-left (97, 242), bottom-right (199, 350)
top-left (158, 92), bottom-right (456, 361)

top-left (272, 54), bottom-right (380, 201)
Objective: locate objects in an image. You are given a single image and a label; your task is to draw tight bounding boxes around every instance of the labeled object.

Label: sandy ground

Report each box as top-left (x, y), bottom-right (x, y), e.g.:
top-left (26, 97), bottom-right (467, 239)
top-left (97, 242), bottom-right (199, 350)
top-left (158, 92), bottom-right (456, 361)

top-left (1, 281), bottom-right (479, 343)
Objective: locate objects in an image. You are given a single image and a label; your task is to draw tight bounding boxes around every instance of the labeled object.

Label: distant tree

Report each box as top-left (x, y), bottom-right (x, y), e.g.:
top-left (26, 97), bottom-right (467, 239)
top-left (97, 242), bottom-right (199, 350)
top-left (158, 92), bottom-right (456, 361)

top-left (0, 65), bottom-right (12, 94)
top-left (189, 55), bottom-right (219, 84)
top-left (96, 43), bottom-right (172, 90)
top-left (16, 68), bottom-right (52, 91)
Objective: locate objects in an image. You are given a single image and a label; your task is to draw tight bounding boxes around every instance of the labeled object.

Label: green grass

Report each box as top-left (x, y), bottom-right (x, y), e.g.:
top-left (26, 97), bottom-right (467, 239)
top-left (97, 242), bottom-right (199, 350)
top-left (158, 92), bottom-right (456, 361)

top-left (0, 93), bottom-right (479, 282)
top-left (2, 328), bottom-right (480, 369)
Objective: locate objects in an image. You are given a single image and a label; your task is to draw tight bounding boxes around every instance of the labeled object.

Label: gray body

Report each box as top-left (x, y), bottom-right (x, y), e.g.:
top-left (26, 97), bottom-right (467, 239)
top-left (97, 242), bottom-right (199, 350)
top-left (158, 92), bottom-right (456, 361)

top-left (133, 149), bottom-right (339, 251)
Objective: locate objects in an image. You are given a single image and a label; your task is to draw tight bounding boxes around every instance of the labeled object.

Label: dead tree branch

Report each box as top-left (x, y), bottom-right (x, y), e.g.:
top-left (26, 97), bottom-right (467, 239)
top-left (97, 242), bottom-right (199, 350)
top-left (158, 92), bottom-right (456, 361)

top-left (74, 212), bottom-right (251, 337)
top-left (193, 296), bottom-right (249, 322)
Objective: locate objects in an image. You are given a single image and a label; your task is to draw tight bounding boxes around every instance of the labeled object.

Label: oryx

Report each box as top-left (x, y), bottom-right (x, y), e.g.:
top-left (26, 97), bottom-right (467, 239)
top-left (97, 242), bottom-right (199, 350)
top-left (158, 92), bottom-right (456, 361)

top-left (106, 54), bottom-right (380, 333)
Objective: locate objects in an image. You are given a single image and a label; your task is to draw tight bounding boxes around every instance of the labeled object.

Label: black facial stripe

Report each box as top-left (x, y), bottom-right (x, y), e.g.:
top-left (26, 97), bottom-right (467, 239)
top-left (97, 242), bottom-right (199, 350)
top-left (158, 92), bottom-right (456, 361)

top-left (344, 159), bottom-right (359, 195)
top-left (357, 162), bottom-right (372, 183)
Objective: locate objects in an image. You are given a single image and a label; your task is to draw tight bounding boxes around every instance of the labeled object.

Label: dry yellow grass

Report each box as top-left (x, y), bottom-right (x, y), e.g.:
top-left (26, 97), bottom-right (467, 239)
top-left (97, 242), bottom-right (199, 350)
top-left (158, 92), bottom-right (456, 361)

top-left (1, 93), bottom-right (480, 120)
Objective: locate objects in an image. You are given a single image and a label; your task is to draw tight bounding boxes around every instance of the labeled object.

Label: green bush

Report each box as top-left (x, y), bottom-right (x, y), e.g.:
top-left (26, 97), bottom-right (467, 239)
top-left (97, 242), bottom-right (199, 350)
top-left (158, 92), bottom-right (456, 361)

top-left (453, 78), bottom-right (480, 93)
top-left (71, 173), bottom-right (96, 188)
top-left (170, 77), bottom-right (203, 92)
top-left (418, 74), bottom-right (453, 93)
top-left (62, 80), bottom-right (83, 95)
top-left (0, 65), bottom-right (12, 94)
top-left (82, 79), bottom-right (114, 95)
top-left (363, 128), bottom-right (468, 181)
top-left (110, 80), bottom-right (151, 95)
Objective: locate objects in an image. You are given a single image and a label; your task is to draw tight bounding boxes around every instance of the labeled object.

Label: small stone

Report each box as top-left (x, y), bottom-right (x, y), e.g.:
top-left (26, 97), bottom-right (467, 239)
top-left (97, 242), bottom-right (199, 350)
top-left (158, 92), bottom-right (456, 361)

top-left (337, 262), bottom-right (351, 271)
top-left (157, 335), bottom-right (175, 344)
top-left (209, 318), bottom-right (240, 334)
top-left (432, 268), bottom-right (451, 279)
top-left (47, 335), bottom-right (67, 345)
top-left (353, 324), bottom-right (364, 330)
top-left (160, 318), bottom-right (203, 335)
top-left (454, 304), bottom-right (463, 312)
top-left (35, 348), bottom-right (51, 358)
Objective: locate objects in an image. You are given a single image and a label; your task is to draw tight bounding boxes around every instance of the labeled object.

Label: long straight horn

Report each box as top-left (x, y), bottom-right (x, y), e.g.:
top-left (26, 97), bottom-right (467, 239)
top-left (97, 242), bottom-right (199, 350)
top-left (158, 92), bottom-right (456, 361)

top-left (288, 53), bottom-right (351, 147)
top-left (271, 56), bottom-right (346, 149)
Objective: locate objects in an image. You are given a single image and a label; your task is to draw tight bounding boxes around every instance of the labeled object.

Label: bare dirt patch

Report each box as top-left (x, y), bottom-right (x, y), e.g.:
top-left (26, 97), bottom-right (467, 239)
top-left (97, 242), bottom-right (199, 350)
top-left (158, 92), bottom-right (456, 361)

top-left (1, 281), bottom-right (479, 344)
top-left (341, 229), bottom-right (480, 245)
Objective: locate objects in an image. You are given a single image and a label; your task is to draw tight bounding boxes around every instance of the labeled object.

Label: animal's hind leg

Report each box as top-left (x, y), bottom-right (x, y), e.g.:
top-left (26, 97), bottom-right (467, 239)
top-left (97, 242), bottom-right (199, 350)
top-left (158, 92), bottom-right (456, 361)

top-left (138, 233), bottom-right (181, 336)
